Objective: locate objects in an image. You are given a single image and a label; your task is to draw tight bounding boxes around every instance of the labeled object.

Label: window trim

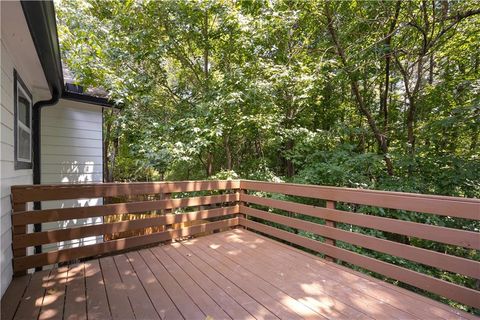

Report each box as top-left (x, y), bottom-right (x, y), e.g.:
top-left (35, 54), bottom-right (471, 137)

top-left (14, 70), bottom-right (33, 170)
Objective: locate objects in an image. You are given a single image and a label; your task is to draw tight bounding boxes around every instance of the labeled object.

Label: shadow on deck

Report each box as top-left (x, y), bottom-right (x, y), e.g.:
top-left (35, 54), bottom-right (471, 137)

top-left (1, 229), bottom-right (473, 320)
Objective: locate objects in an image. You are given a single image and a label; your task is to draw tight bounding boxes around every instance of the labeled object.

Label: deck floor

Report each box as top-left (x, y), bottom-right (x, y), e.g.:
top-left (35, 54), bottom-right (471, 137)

top-left (1, 229), bottom-right (474, 320)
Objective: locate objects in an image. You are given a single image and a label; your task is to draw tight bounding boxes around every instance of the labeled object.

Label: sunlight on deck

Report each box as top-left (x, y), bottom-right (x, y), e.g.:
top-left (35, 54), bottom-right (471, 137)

top-left (2, 229), bottom-right (476, 320)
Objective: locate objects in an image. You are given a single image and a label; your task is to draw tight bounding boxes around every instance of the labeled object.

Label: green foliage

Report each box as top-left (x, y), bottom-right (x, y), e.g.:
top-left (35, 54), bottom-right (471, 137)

top-left (57, 0), bottom-right (479, 312)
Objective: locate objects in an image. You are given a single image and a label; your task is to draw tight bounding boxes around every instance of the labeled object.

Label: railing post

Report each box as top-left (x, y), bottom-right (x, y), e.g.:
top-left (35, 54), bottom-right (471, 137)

top-left (163, 193), bottom-right (172, 214)
top-left (236, 189), bottom-right (246, 228)
top-left (163, 193), bottom-right (173, 243)
top-left (11, 197), bottom-right (27, 276)
top-left (324, 200), bottom-right (336, 262)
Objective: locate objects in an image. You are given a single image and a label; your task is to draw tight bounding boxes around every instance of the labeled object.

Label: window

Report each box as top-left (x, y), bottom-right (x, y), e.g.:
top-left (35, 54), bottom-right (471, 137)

top-left (14, 70), bottom-right (33, 169)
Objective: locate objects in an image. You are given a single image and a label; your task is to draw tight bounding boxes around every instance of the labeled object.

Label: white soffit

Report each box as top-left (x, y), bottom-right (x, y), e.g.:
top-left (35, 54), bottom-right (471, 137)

top-left (1, 1), bottom-right (51, 101)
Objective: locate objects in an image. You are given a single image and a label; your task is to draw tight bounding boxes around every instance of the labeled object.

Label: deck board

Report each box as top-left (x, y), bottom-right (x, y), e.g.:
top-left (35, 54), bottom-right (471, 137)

top-left (64, 263), bottom-right (88, 320)
top-left (84, 260), bottom-right (111, 320)
top-left (209, 232), bottom-right (371, 319)
top-left (125, 250), bottom-right (183, 319)
top-left (100, 256), bottom-right (136, 320)
top-left (163, 245), bottom-right (255, 319)
top-left (139, 247), bottom-right (205, 319)
top-left (0, 274), bottom-right (30, 320)
top-left (14, 269), bottom-right (51, 320)
top-left (151, 246), bottom-right (231, 319)
top-left (172, 242), bottom-right (279, 320)
top-left (1, 230), bottom-right (475, 320)
top-left (38, 266), bottom-right (68, 320)
top-left (184, 238), bottom-right (307, 319)
top-left (216, 230), bottom-right (415, 319)
top-left (188, 233), bottom-right (325, 320)
top-left (231, 229), bottom-right (474, 320)
top-left (114, 254), bottom-right (161, 320)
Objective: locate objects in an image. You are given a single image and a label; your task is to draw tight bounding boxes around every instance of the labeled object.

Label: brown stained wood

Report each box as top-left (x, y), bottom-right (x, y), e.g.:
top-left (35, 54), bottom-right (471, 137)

top-left (125, 251), bottom-right (183, 320)
top-left (99, 257), bottom-right (135, 320)
top-left (198, 235), bottom-right (358, 320)
top-left (0, 274), bottom-right (31, 320)
top-left (217, 231), bottom-right (420, 320)
top-left (236, 189), bottom-right (247, 223)
top-left (240, 180), bottom-right (480, 219)
top-left (163, 193), bottom-right (172, 214)
top-left (171, 243), bottom-right (279, 320)
top-left (38, 266), bottom-right (69, 320)
top-left (12, 202), bottom-right (27, 277)
top-left (113, 254), bottom-right (161, 320)
top-left (13, 218), bottom-right (239, 272)
top-left (236, 229), bottom-right (477, 320)
top-left (11, 180), bottom-right (240, 203)
top-left (84, 260), bottom-right (111, 320)
top-left (12, 194), bottom-right (239, 226)
top-left (229, 229), bottom-right (474, 320)
top-left (139, 248), bottom-right (205, 319)
top-left (9, 178), bottom-right (478, 315)
top-left (183, 239), bottom-right (307, 320)
top-left (223, 234), bottom-right (419, 320)
top-left (241, 205), bottom-right (480, 278)
top-left (240, 195), bottom-right (480, 250)
top-left (179, 240), bottom-right (297, 320)
top-left (240, 218), bottom-right (480, 309)
top-left (64, 263), bottom-right (87, 320)
top-left (162, 245), bottom-right (255, 320)
top-left (150, 246), bottom-right (231, 319)
top-left (13, 269), bottom-right (51, 320)
top-left (324, 200), bottom-right (336, 262)
top-left (13, 206), bottom-right (239, 248)
top-left (3, 230), bottom-right (473, 320)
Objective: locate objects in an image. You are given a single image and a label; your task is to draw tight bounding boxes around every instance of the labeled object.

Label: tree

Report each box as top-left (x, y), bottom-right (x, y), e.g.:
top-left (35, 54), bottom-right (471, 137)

top-left (57, 0), bottom-right (480, 311)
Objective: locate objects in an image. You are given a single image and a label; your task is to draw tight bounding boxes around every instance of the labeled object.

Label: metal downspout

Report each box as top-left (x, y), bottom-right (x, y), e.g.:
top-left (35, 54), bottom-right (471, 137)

top-left (32, 88), bottom-right (61, 257)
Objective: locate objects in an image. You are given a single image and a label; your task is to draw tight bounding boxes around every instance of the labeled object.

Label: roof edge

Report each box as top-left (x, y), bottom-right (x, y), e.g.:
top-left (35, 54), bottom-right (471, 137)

top-left (21, 1), bottom-right (113, 107)
top-left (21, 0), bottom-right (64, 98)
top-left (62, 90), bottom-right (115, 108)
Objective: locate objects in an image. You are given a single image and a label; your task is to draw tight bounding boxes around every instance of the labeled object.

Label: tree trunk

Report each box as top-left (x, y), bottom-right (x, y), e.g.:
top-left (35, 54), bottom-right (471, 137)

top-left (429, 53), bottom-right (434, 84)
top-left (380, 1), bottom-right (400, 133)
top-left (280, 139), bottom-right (295, 178)
top-left (324, 3), bottom-right (394, 175)
top-left (203, 10), bottom-right (209, 92)
top-left (109, 135), bottom-right (119, 182)
top-left (224, 135), bottom-right (232, 170)
top-left (206, 152), bottom-right (213, 177)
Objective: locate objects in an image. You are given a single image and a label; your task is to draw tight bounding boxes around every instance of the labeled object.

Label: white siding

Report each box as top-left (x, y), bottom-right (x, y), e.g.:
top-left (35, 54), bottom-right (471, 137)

top-left (0, 39), bottom-right (33, 296)
top-left (40, 99), bottom-right (104, 252)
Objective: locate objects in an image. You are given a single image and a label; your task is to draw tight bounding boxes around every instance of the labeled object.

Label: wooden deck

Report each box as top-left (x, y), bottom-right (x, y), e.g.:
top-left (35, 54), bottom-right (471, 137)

top-left (2, 229), bottom-right (474, 320)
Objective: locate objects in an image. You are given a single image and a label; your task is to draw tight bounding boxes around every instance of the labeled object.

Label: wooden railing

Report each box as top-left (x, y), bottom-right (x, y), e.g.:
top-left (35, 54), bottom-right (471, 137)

top-left (10, 179), bottom-right (480, 309)
top-left (237, 180), bottom-right (480, 309)
top-left (11, 180), bottom-right (240, 274)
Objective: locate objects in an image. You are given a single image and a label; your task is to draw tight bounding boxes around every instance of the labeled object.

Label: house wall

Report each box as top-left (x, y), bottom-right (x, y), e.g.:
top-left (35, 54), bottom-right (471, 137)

top-left (0, 1), bottom-right (106, 297)
top-left (40, 99), bottom-right (104, 252)
top-left (1, 1), bottom-right (50, 294)
top-left (0, 40), bottom-right (32, 299)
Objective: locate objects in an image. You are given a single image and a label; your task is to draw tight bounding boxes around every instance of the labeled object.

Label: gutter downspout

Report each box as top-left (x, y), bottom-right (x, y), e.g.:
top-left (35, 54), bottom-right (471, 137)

top-left (21, 0), bottom-right (64, 260)
top-left (32, 89), bottom-right (61, 257)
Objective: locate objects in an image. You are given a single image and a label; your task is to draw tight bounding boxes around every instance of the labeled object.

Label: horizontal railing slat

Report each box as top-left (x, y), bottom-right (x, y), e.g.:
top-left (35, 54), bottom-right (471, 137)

top-left (11, 180), bottom-right (240, 203)
top-left (14, 206), bottom-right (239, 249)
top-left (240, 206), bottom-right (480, 278)
top-left (241, 194), bottom-right (480, 249)
top-left (239, 218), bottom-right (480, 309)
top-left (9, 179), bottom-right (479, 311)
top-left (12, 193), bottom-right (239, 226)
top-left (13, 218), bottom-right (239, 272)
top-left (240, 180), bottom-right (480, 219)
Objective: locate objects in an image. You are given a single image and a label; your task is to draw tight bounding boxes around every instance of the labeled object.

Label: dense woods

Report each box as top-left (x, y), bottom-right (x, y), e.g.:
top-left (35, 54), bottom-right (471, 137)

top-left (57, 0), bottom-right (479, 312)
top-left (58, 0), bottom-right (479, 196)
